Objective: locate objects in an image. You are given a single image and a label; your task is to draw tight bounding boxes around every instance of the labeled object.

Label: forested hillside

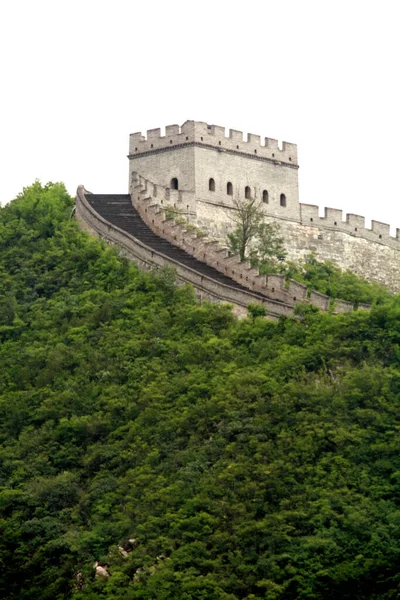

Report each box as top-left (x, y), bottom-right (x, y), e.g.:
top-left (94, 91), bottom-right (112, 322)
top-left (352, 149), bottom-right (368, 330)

top-left (0, 182), bottom-right (399, 600)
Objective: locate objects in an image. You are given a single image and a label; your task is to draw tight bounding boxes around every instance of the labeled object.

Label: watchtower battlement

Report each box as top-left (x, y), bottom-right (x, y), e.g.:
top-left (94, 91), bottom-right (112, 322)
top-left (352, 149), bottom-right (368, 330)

top-left (129, 120), bottom-right (298, 167)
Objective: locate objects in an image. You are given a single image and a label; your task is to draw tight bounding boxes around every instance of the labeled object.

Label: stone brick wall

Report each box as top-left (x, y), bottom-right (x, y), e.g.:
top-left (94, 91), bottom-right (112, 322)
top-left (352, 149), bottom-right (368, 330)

top-left (197, 203), bottom-right (400, 292)
top-left (131, 173), bottom-right (361, 313)
top-left (129, 121), bottom-right (299, 222)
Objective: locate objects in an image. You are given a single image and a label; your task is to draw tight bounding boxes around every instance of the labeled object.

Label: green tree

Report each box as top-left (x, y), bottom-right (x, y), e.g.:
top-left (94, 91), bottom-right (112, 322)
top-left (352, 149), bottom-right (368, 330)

top-left (227, 192), bottom-right (285, 267)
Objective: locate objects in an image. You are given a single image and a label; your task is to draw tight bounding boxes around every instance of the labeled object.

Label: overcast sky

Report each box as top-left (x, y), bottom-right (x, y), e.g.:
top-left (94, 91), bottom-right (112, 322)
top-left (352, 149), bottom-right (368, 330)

top-left (1, 0), bottom-right (399, 232)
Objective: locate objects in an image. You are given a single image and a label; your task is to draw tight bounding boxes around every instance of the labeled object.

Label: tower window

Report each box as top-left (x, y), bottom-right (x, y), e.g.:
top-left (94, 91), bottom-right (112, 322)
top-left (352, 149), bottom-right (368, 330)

top-left (262, 190), bottom-right (269, 203)
top-left (245, 186), bottom-right (251, 199)
top-left (280, 193), bottom-right (287, 207)
top-left (227, 182), bottom-right (233, 196)
top-left (170, 178), bottom-right (179, 190)
top-left (209, 178), bottom-right (215, 192)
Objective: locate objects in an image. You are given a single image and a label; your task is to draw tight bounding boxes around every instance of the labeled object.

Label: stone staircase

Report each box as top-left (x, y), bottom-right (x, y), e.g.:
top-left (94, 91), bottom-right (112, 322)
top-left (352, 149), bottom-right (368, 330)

top-left (86, 194), bottom-right (272, 299)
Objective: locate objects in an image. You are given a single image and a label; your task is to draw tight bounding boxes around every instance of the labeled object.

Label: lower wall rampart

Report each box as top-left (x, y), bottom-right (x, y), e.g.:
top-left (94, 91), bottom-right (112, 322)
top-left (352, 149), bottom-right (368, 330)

top-left (74, 186), bottom-right (295, 319)
top-left (131, 173), bottom-right (365, 313)
top-left (194, 200), bottom-right (400, 292)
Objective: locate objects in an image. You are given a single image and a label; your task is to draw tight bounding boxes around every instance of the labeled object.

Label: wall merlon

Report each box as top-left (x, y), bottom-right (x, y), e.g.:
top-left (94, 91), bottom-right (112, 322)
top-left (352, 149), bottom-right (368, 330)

top-left (309, 291), bottom-right (330, 311)
top-left (324, 207), bottom-right (344, 223)
top-left (146, 205), bottom-right (160, 216)
top-left (334, 300), bottom-right (354, 314)
top-left (244, 268), bottom-right (261, 281)
top-left (229, 129), bottom-right (244, 142)
top-left (147, 128), bottom-right (161, 139)
top-left (238, 260), bottom-right (252, 270)
top-left (287, 280), bottom-right (308, 301)
top-left (130, 132), bottom-right (145, 144)
top-left (181, 120), bottom-right (196, 136)
top-left (225, 254), bottom-right (242, 266)
top-left (209, 125), bottom-right (226, 137)
top-left (371, 220), bottom-right (390, 236)
top-left (300, 203), bottom-right (320, 222)
top-left (266, 138), bottom-right (279, 150)
top-left (266, 274), bottom-right (285, 290)
top-left (166, 124), bottom-right (180, 136)
top-left (346, 213), bottom-right (365, 228)
top-left (253, 274), bottom-right (267, 287)
top-left (247, 133), bottom-right (260, 144)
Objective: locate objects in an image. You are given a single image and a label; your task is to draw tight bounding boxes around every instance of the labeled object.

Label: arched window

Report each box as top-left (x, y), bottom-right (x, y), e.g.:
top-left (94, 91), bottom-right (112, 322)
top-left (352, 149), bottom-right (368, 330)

top-left (280, 193), bottom-right (287, 207)
top-left (262, 190), bottom-right (269, 203)
top-left (245, 186), bottom-right (251, 199)
top-left (170, 178), bottom-right (179, 190)
top-left (209, 178), bottom-right (215, 192)
top-left (227, 182), bottom-right (233, 196)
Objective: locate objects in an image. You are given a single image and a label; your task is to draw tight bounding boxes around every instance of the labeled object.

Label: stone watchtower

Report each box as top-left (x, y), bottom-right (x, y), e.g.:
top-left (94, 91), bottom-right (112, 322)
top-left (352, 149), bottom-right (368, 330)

top-left (128, 121), bottom-right (300, 237)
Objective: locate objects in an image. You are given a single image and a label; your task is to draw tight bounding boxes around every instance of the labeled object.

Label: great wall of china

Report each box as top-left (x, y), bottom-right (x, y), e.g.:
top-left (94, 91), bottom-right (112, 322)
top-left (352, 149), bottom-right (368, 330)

top-left (75, 120), bottom-right (400, 317)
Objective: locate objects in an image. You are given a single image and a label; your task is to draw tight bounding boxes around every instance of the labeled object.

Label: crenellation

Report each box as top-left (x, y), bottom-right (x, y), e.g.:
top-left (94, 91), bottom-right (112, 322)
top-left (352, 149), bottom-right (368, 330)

top-left (247, 133), bottom-right (260, 145)
top-left (371, 220), bottom-right (390, 237)
top-left (128, 120), bottom-right (298, 165)
top-left (165, 124), bottom-right (180, 136)
top-left (265, 137), bottom-right (279, 151)
top-left (334, 300), bottom-right (354, 314)
top-left (324, 207), bottom-right (344, 224)
top-left (346, 213), bottom-right (365, 228)
top-left (282, 142), bottom-right (298, 162)
top-left (309, 291), bottom-right (330, 311)
top-left (300, 203), bottom-right (320, 222)
top-left (209, 125), bottom-right (226, 137)
top-left (287, 280), bottom-right (308, 301)
top-left (130, 132), bottom-right (145, 147)
top-left (229, 129), bottom-right (244, 142)
top-left (298, 203), bottom-right (400, 249)
top-left (266, 274), bottom-right (285, 290)
top-left (147, 128), bottom-right (161, 139)
top-left (181, 120), bottom-right (196, 136)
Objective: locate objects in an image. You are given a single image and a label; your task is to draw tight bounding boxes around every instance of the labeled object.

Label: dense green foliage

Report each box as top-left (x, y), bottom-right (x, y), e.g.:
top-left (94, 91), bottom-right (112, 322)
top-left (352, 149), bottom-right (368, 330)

top-left (281, 255), bottom-right (391, 306)
top-left (0, 182), bottom-right (399, 599)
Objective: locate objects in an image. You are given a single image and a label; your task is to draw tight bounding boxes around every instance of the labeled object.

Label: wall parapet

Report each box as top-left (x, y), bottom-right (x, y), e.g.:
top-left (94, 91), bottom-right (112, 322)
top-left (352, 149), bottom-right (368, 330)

top-left (74, 185), bottom-right (296, 319)
top-left (129, 120), bottom-right (298, 167)
top-left (131, 172), bottom-right (364, 315)
top-left (300, 203), bottom-right (400, 250)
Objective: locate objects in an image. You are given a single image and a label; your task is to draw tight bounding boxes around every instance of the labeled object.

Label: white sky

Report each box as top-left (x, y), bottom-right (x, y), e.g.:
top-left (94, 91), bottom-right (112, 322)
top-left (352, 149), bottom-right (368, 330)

top-left (1, 0), bottom-right (399, 232)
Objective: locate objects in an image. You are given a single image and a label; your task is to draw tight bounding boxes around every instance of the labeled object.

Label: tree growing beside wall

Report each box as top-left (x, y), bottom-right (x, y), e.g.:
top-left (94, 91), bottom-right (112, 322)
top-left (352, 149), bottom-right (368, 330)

top-left (227, 192), bottom-right (286, 270)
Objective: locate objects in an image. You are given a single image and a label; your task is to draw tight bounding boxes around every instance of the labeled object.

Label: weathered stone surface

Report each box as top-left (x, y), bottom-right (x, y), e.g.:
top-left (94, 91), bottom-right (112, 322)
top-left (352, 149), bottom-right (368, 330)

top-left (128, 121), bottom-right (399, 292)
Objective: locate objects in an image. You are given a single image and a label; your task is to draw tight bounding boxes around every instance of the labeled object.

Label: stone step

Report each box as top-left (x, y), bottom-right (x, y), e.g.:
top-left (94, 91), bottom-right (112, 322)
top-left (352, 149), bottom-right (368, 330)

top-left (85, 194), bottom-right (273, 296)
